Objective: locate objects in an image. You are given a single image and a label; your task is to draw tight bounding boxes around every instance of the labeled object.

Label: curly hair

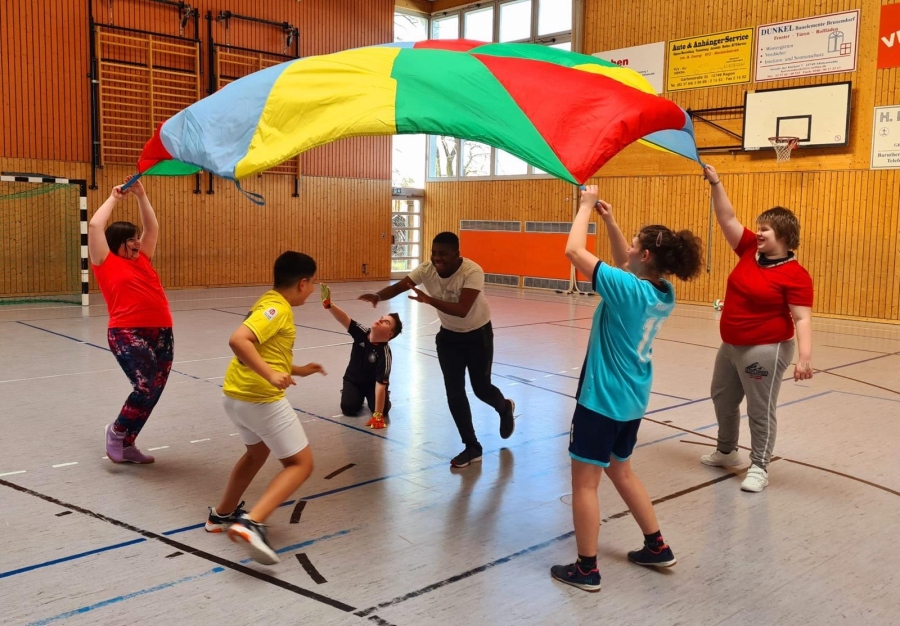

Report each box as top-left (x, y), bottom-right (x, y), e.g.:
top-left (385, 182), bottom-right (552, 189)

top-left (637, 225), bottom-right (703, 282)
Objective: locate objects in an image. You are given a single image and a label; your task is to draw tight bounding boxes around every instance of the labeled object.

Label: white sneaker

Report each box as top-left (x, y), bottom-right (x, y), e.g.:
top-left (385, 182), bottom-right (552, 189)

top-left (700, 448), bottom-right (742, 467)
top-left (741, 465), bottom-right (769, 492)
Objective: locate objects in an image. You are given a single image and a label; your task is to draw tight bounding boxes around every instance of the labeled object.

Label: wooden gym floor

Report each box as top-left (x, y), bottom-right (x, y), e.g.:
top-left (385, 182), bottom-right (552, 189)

top-left (1, 282), bottom-right (898, 625)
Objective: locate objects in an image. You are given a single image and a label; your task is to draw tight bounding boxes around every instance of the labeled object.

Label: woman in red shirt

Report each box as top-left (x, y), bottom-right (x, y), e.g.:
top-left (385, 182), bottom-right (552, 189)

top-left (88, 179), bottom-right (174, 464)
top-left (700, 165), bottom-right (814, 492)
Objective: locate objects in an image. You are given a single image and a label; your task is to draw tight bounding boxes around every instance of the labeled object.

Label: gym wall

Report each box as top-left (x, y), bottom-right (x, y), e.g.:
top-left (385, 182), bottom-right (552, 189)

top-left (426, 0), bottom-right (900, 322)
top-left (0, 0), bottom-right (395, 291)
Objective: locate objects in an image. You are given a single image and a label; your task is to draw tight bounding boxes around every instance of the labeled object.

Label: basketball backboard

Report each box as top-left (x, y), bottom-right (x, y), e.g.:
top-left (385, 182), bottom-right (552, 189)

top-left (742, 81), bottom-right (851, 151)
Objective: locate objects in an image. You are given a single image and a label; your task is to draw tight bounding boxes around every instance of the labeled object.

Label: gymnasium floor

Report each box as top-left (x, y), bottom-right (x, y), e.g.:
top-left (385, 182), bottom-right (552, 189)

top-left (2, 282), bottom-right (898, 626)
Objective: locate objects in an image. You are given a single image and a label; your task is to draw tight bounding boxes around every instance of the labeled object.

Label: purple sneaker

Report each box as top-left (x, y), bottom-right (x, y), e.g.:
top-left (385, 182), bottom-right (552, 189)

top-left (121, 445), bottom-right (155, 464)
top-left (105, 424), bottom-right (125, 463)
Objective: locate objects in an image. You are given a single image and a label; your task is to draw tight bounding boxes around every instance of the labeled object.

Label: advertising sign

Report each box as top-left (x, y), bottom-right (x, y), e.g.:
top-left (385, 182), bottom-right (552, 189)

top-left (872, 106), bottom-right (900, 169)
top-left (878, 4), bottom-right (900, 70)
top-left (666, 28), bottom-right (753, 92)
top-left (594, 42), bottom-right (666, 93)
top-left (756, 10), bottom-right (859, 81)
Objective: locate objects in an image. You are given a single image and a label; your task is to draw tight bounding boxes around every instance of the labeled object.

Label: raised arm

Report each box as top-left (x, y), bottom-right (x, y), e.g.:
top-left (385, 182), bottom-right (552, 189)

top-left (703, 165), bottom-right (745, 250)
top-left (565, 185), bottom-right (601, 278)
top-left (131, 179), bottom-right (159, 260)
top-left (594, 199), bottom-right (629, 269)
top-left (88, 186), bottom-right (126, 265)
top-left (359, 276), bottom-right (416, 306)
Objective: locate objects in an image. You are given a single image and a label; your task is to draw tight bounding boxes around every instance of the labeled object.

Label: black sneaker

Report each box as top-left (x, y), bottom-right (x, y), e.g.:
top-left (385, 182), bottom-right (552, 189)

top-left (227, 514), bottom-right (280, 565)
top-left (627, 543), bottom-right (677, 567)
top-left (550, 562), bottom-right (601, 592)
top-left (499, 399), bottom-right (515, 439)
top-left (450, 446), bottom-right (483, 468)
top-left (205, 501), bottom-right (246, 533)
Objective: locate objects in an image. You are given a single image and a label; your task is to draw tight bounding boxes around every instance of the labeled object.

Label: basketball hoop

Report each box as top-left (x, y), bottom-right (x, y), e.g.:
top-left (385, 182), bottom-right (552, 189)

top-left (768, 136), bottom-right (799, 163)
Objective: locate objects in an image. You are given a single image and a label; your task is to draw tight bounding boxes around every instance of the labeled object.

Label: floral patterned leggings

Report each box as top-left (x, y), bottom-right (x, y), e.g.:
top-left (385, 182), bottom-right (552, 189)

top-left (108, 327), bottom-right (174, 446)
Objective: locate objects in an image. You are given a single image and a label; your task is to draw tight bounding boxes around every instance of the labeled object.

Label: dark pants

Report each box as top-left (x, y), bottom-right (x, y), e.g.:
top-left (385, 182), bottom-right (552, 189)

top-left (435, 321), bottom-right (507, 449)
top-left (108, 327), bottom-right (174, 446)
top-left (341, 378), bottom-right (391, 416)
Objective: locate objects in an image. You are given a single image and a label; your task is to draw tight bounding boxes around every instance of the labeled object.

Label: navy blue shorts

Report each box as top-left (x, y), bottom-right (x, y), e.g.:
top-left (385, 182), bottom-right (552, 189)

top-left (568, 403), bottom-right (642, 467)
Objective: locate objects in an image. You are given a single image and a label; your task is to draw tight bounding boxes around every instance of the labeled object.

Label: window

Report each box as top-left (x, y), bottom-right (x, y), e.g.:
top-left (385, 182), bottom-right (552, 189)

top-left (462, 140), bottom-right (492, 177)
top-left (537, 0), bottom-right (572, 36)
top-left (394, 11), bottom-right (428, 42)
top-left (432, 14), bottom-right (460, 39)
top-left (430, 135), bottom-right (459, 178)
top-left (425, 0), bottom-right (572, 182)
top-left (464, 6), bottom-right (494, 42)
top-left (499, 0), bottom-right (532, 42)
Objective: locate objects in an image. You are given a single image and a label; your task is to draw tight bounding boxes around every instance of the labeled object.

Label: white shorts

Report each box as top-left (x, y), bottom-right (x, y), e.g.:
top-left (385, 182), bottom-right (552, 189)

top-left (223, 396), bottom-right (309, 459)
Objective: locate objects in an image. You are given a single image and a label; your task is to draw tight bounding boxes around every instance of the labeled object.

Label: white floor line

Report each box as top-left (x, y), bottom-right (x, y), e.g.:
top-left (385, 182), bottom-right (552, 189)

top-left (190, 438), bottom-right (210, 444)
top-left (0, 367), bottom-right (120, 384)
top-left (332, 414), bottom-right (345, 418)
top-left (229, 433), bottom-right (239, 436)
top-left (0, 470), bottom-right (26, 477)
top-left (52, 462), bottom-right (78, 468)
top-left (148, 446), bottom-right (169, 451)
top-left (558, 370), bottom-right (567, 374)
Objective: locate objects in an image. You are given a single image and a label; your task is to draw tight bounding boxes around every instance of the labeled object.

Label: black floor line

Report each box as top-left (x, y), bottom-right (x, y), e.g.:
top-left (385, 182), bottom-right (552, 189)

top-left (290, 500), bottom-right (308, 524)
top-left (324, 463), bottom-right (356, 480)
top-left (0, 478), bottom-right (357, 613)
top-left (296, 553), bottom-right (328, 584)
top-left (354, 469), bottom-right (747, 618)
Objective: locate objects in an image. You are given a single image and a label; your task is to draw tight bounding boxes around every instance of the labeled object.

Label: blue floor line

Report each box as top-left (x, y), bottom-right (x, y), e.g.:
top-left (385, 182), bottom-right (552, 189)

top-left (0, 538), bottom-right (147, 580)
top-left (26, 528), bottom-right (355, 626)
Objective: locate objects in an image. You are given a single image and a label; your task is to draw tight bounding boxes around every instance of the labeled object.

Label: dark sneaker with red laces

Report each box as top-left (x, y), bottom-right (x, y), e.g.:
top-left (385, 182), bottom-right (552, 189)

top-left (550, 562), bottom-right (601, 592)
top-left (627, 542), bottom-right (677, 567)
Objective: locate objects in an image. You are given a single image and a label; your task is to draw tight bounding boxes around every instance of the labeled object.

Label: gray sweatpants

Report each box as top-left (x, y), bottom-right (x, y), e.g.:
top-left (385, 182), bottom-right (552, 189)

top-left (710, 340), bottom-right (794, 468)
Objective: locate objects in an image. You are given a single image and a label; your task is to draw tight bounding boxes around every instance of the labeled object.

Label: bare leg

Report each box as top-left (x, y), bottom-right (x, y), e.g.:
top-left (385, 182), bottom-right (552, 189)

top-left (571, 459), bottom-right (604, 557)
top-left (247, 446), bottom-right (314, 523)
top-left (604, 458), bottom-right (660, 534)
top-left (216, 442), bottom-right (270, 515)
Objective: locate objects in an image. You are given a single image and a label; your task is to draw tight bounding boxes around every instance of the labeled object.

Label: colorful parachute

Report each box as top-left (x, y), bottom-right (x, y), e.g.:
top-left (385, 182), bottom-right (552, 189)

top-left (136, 40), bottom-right (701, 186)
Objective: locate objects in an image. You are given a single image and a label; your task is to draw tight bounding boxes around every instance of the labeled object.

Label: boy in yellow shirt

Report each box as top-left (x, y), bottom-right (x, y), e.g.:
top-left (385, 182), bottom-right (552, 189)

top-left (205, 251), bottom-right (325, 564)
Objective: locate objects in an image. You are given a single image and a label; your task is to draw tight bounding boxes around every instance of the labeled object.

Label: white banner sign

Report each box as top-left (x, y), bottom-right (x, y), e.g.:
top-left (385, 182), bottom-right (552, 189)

top-left (872, 106), bottom-right (900, 169)
top-left (593, 42), bottom-right (666, 94)
top-left (755, 10), bottom-right (859, 82)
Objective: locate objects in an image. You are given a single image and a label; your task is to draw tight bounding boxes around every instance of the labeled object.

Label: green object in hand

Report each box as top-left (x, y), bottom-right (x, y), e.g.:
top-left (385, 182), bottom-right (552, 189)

top-left (320, 283), bottom-right (332, 308)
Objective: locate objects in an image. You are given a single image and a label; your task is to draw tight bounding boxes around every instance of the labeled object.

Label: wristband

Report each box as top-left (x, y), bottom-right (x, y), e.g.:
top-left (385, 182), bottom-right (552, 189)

top-left (709, 180), bottom-right (721, 186)
top-left (372, 411), bottom-right (383, 418)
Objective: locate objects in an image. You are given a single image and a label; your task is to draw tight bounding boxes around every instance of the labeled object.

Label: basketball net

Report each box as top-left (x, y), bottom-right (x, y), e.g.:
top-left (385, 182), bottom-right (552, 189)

top-left (769, 136), bottom-right (799, 163)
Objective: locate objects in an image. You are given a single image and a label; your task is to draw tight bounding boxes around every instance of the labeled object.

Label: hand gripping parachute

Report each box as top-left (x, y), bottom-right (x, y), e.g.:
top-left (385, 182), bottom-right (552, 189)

top-left (135, 40), bottom-right (701, 193)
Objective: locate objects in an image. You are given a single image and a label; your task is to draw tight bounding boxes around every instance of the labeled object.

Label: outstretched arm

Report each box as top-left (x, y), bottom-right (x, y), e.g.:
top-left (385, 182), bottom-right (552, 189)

top-left (88, 186), bottom-right (126, 265)
top-left (326, 302), bottom-right (352, 331)
top-left (359, 276), bottom-right (416, 306)
top-left (565, 185), bottom-right (602, 278)
top-left (131, 179), bottom-right (159, 260)
top-left (704, 165), bottom-right (745, 250)
top-left (408, 286), bottom-right (479, 318)
top-left (321, 283), bottom-right (352, 330)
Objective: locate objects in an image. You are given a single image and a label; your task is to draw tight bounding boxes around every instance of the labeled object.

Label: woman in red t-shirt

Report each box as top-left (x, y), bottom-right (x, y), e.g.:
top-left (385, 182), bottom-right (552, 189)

top-left (700, 165), bottom-right (814, 493)
top-left (88, 179), bottom-right (174, 464)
